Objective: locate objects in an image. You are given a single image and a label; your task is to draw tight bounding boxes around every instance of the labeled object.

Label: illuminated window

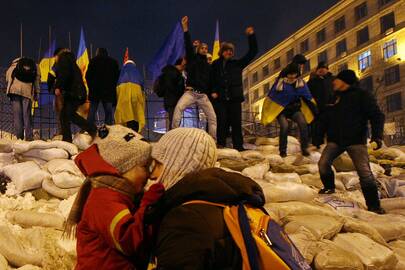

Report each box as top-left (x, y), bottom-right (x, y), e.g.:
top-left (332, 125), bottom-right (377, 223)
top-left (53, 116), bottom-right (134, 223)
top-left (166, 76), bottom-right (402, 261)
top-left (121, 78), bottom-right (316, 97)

top-left (383, 39), bottom-right (397, 59)
top-left (358, 50), bottom-right (371, 71)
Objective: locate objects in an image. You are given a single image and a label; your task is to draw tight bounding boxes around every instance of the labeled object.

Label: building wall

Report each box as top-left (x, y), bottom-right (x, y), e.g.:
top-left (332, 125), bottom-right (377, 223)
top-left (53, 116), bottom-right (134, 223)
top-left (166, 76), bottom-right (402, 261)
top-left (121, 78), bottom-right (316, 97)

top-left (243, 0), bottom-right (405, 132)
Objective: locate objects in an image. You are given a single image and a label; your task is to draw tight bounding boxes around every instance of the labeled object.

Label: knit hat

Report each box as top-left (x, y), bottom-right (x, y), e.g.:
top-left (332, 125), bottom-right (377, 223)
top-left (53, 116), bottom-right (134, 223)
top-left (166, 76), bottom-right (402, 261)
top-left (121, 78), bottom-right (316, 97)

top-left (152, 128), bottom-right (217, 189)
top-left (335, 69), bottom-right (359, 86)
top-left (317, 61), bottom-right (328, 70)
top-left (219, 42), bottom-right (235, 56)
top-left (93, 125), bottom-right (151, 174)
top-left (292, 54), bottom-right (307, 64)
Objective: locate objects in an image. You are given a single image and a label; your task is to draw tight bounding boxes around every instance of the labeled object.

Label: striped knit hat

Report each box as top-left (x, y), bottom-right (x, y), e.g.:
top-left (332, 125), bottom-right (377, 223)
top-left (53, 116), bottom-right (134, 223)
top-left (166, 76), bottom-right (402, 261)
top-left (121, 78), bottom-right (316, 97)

top-left (151, 128), bottom-right (217, 189)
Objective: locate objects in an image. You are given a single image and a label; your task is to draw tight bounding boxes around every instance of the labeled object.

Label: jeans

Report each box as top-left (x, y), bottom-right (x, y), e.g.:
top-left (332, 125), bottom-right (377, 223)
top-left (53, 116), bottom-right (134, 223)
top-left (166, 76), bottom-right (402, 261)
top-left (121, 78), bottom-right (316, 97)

top-left (10, 95), bottom-right (32, 140)
top-left (88, 100), bottom-right (114, 126)
top-left (277, 112), bottom-right (308, 154)
top-left (54, 94), bottom-right (64, 135)
top-left (165, 106), bottom-right (175, 131)
top-left (172, 91), bottom-right (217, 139)
top-left (318, 142), bottom-right (381, 209)
top-left (214, 100), bottom-right (243, 150)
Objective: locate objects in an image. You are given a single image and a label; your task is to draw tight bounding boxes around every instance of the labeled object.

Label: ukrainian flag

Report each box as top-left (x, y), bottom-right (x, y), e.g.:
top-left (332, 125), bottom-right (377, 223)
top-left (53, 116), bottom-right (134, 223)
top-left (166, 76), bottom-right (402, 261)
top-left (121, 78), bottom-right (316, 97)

top-left (76, 27), bottom-right (89, 89)
top-left (39, 39), bottom-right (56, 83)
top-left (212, 20), bottom-right (220, 61)
top-left (114, 61), bottom-right (146, 132)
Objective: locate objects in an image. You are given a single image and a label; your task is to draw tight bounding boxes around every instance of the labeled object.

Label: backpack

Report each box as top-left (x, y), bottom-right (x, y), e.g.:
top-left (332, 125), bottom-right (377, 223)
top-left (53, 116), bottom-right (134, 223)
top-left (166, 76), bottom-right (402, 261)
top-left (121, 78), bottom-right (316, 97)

top-left (11, 57), bottom-right (37, 83)
top-left (183, 200), bottom-right (312, 270)
top-left (153, 74), bottom-right (165, 98)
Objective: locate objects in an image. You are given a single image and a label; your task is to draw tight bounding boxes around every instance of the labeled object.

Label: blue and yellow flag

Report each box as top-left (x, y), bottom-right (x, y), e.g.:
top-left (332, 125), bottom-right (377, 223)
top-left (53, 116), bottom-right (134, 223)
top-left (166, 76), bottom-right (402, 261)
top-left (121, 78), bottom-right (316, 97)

top-left (114, 61), bottom-right (146, 132)
top-left (39, 39), bottom-right (56, 83)
top-left (76, 27), bottom-right (89, 89)
top-left (212, 20), bottom-right (220, 61)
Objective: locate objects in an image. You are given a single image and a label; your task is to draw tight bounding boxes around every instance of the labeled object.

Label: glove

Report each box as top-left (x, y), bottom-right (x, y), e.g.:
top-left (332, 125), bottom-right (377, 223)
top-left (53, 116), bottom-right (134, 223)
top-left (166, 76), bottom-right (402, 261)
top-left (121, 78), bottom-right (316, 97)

top-left (141, 183), bottom-right (165, 207)
top-left (370, 138), bottom-right (383, 150)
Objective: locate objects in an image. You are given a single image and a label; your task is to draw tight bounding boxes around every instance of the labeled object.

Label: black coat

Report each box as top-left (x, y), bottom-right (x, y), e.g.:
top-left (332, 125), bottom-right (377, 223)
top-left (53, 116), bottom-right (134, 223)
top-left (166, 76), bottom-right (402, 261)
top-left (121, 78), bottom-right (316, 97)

top-left (307, 72), bottom-right (334, 113)
top-left (85, 55), bottom-right (120, 103)
top-left (155, 168), bottom-right (264, 270)
top-left (54, 51), bottom-right (87, 103)
top-left (160, 65), bottom-right (185, 109)
top-left (321, 86), bottom-right (385, 147)
top-left (211, 34), bottom-right (258, 103)
top-left (184, 31), bottom-right (211, 94)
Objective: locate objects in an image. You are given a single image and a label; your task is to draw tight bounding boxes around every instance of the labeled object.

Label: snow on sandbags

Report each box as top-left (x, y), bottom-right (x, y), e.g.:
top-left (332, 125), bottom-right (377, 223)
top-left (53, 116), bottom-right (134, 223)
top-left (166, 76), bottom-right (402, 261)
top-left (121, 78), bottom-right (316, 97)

top-left (12, 140), bottom-right (78, 156)
top-left (314, 240), bottom-right (365, 270)
top-left (6, 210), bottom-right (65, 230)
top-left (217, 148), bottom-right (241, 160)
top-left (255, 137), bottom-right (278, 146)
top-left (2, 162), bottom-right (51, 194)
top-left (44, 159), bottom-right (85, 189)
top-left (240, 150), bottom-right (264, 160)
top-left (380, 197), bottom-right (405, 211)
top-left (0, 226), bottom-right (42, 267)
top-left (242, 162), bottom-right (269, 180)
top-left (283, 215), bottom-right (344, 240)
top-left (262, 182), bottom-right (317, 203)
top-left (42, 179), bottom-right (79, 199)
top-left (264, 171), bottom-right (301, 184)
top-left (333, 233), bottom-right (398, 270)
top-left (263, 154), bottom-right (284, 165)
top-left (265, 201), bottom-right (338, 220)
top-left (58, 194), bottom-right (77, 220)
top-left (389, 241), bottom-right (405, 270)
top-left (21, 148), bottom-right (69, 161)
top-left (52, 172), bottom-right (84, 189)
top-left (72, 133), bottom-right (92, 151)
top-left (287, 226), bottom-right (319, 264)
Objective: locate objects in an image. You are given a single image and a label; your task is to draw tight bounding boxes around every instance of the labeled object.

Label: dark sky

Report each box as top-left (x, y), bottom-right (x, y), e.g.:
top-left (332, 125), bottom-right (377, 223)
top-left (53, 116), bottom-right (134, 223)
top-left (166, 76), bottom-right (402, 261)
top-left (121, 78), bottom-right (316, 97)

top-left (1, 0), bottom-right (338, 68)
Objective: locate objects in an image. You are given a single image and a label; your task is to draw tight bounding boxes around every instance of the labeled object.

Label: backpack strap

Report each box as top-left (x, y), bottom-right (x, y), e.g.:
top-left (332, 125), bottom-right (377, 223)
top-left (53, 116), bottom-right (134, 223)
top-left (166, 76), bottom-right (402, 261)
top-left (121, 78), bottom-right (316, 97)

top-left (182, 200), bottom-right (226, 208)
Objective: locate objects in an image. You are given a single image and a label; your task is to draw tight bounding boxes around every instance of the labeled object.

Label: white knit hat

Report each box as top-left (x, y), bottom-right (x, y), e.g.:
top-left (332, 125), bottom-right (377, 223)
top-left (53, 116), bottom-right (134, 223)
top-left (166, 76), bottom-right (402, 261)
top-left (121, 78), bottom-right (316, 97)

top-left (152, 128), bottom-right (217, 189)
top-left (94, 125), bottom-right (151, 174)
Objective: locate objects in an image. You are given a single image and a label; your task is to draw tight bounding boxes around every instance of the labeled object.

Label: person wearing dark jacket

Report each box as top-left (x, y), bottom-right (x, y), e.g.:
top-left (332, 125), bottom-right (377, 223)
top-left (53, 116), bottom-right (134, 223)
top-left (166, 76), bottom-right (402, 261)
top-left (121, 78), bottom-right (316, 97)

top-left (210, 27), bottom-right (258, 151)
top-left (307, 61), bottom-right (334, 147)
top-left (54, 51), bottom-right (97, 142)
top-left (171, 16), bottom-right (217, 140)
top-left (318, 69), bottom-right (385, 214)
top-left (86, 48), bottom-right (120, 126)
top-left (159, 58), bottom-right (186, 129)
top-left (148, 128), bottom-right (264, 270)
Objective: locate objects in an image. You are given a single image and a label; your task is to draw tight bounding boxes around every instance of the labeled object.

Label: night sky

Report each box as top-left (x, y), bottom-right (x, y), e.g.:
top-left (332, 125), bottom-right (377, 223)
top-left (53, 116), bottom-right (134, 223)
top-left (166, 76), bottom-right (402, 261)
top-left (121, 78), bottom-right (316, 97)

top-left (1, 0), bottom-right (338, 68)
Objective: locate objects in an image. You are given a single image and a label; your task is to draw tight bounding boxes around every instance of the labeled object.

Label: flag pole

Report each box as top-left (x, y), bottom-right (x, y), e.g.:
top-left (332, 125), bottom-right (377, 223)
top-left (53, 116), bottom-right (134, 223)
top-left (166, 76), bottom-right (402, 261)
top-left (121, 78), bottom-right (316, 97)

top-left (90, 43), bottom-right (93, 59)
top-left (68, 31), bottom-right (72, 51)
top-left (37, 37), bottom-right (42, 62)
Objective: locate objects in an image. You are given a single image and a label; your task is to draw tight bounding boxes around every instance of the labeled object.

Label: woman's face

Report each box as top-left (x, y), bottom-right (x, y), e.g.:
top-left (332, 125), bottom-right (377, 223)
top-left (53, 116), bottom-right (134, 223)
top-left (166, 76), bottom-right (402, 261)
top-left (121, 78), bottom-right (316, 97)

top-left (149, 160), bottom-right (164, 182)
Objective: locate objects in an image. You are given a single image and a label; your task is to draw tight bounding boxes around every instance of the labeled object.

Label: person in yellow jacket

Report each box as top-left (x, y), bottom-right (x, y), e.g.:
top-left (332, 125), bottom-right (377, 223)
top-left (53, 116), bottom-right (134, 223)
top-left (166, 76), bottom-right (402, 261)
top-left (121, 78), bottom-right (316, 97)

top-left (114, 60), bottom-right (146, 132)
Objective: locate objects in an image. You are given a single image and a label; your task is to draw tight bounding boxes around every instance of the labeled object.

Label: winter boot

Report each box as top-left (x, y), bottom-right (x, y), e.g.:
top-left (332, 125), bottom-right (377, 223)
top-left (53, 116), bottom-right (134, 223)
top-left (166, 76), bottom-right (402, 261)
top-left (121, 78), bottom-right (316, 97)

top-left (360, 177), bottom-right (385, 214)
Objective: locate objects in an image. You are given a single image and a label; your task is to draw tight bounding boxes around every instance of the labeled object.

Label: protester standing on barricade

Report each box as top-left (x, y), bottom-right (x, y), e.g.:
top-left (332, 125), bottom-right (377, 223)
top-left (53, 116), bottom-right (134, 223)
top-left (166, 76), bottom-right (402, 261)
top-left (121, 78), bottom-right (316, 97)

top-left (86, 48), bottom-right (120, 126)
top-left (171, 16), bottom-right (217, 140)
top-left (210, 26), bottom-right (258, 151)
top-left (318, 69), bottom-right (386, 214)
top-left (6, 57), bottom-right (41, 140)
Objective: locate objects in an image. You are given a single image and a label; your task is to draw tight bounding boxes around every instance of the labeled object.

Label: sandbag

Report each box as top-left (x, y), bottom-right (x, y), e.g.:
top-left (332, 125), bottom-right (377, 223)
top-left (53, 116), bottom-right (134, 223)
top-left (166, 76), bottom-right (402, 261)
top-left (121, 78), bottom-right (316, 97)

top-left (333, 154), bottom-right (355, 172)
top-left (72, 133), bottom-right (92, 151)
top-left (6, 210), bottom-right (65, 230)
top-left (318, 195), bottom-right (364, 216)
top-left (337, 172), bottom-right (359, 190)
top-left (256, 144), bottom-right (278, 153)
top-left (219, 158), bottom-right (263, 172)
top-left (17, 265), bottom-right (42, 270)
top-left (241, 162), bottom-right (269, 180)
top-left (370, 162), bottom-right (385, 176)
top-left (29, 140), bottom-right (78, 156)
top-left (240, 150), bottom-right (264, 160)
top-left (243, 143), bottom-right (257, 150)
top-left (255, 137), bottom-right (278, 146)
top-left (380, 197), bottom-right (405, 211)
top-left (342, 217), bottom-right (387, 246)
top-left (333, 233), bottom-right (398, 270)
top-left (265, 201), bottom-right (338, 220)
top-left (315, 240), bottom-right (364, 270)
top-left (0, 139), bottom-right (13, 153)
top-left (262, 182), bottom-right (317, 203)
top-left (263, 154), bottom-right (284, 165)
top-left (42, 179), bottom-right (79, 199)
top-left (52, 172), bottom-right (84, 189)
top-left (389, 240), bottom-right (405, 270)
top-left (3, 162), bottom-right (51, 194)
top-left (264, 171), bottom-right (301, 184)
top-left (45, 159), bottom-right (83, 176)
top-left (0, 253), bottom-right (8, 270)
top-left (395, 154), bottom-right (405, 163)
top-left (15, 155), bottom-right (48, 166)
top-left (287, 136), bottom-right (300, 145)
top-left (371, 147), bottom-right (404, 160)
top-left (0, 152), bottom-right (14, 164)
top-left (217, 148), bottom-right (241, 160)
top-left (287, 144), bottom-right (301, 155)
top-left (300, 174), bottom-right (323, 188)
top-left (12, 140), bottom-right (30, 154)
top-left (397, 186), bottom-right (405, 197)
top-left (22, 148), bottom-right (69, 161)
top-left (283, 214), bottom-right (344, 240)
top-left (284, 155), bottom-right (311, 166)
top-left (0, 226), bottom-right (42, 267)
top-left (58, 194), bottom-right (77, 220)
top-left (287, 226), bottom-right (319, 264)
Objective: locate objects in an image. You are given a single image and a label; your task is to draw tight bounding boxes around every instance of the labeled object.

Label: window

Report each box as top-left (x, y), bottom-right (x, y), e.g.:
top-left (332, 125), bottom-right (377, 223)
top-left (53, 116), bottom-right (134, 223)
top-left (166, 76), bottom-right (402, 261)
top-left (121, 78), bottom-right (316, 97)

top-left (243, 78), bottom-right (249, 89)
top-left (385, 65), bottom-right (400, 86)
top-left (379, 0), bottom-right (394, 8)
top-left (383, 39), bottom-right (397, 59)
top-left (357, 26), bottom-right (369, 46)
top-left (386, 92), bottom-right (402, 113)
top-left (263, 83), bottom-right (270, 94)
top-left (334, 16), bottom-right (346, 34)
top-left (338, 63), bottom-right (348, 73)
top-left (359, 76), bottom-right (373, 92)
top-left (262, 65), bottom-right (270, 78)
top-left (252, 89), bottom-right (259, 101)
top-left (336, 39), bottom-right (347, 56)
top-left (318, 50), bottom-right (328, 64)
top-left (316, 28), bottom-right (326, 44)
top-left (286, 49), bottom-right (294, 63)
top-left (274, 57), bottom-right (281, 70)
top-left (358, 50), bottom-right (372, 71)
top-left (300, 39), bottom-right (309, 53)
top-left (355, 2), bottom-right (368, 21)
top-left (303, 59), bottom-right (311, 73)
top-left (380, 12), bottom-right (395, 33)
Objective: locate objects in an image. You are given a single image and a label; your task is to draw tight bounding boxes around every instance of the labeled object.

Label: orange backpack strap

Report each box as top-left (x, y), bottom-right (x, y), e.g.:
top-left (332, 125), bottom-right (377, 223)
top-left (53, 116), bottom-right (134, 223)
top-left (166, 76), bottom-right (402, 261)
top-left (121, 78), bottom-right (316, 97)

top-left (182, 200), bottom-right (226, 208)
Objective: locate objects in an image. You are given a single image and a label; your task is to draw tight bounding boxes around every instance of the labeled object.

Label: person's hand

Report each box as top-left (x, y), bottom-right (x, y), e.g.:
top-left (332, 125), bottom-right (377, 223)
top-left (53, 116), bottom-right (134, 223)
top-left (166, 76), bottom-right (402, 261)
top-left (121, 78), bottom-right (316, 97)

top-left (370, 138), bottom-right (383, 150)
top-left (211, 93), bottom-right (219, 99)
top-left (181, 16), bottom-right (189, 32)
top-left (141, 183), bottom-right (165, 207)
top-left (55, 88), bottom-right (61, 96)
top-left (245, 26), bottom-right (254, 36)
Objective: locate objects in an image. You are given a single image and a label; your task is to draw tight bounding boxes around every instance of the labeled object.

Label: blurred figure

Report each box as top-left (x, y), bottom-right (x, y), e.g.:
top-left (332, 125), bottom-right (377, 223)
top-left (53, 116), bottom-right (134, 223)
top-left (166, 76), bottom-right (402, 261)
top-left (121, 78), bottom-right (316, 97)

top-left (206, 53), bottom-right (213, 64)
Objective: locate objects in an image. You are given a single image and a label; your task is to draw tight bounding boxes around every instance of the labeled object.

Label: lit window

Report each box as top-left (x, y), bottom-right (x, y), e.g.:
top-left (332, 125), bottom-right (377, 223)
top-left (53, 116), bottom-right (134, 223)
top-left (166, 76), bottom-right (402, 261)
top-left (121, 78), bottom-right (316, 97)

top-left (383, 39), bottom-right (397, 59)
top-left (358, 50), bottom-right (372, 71)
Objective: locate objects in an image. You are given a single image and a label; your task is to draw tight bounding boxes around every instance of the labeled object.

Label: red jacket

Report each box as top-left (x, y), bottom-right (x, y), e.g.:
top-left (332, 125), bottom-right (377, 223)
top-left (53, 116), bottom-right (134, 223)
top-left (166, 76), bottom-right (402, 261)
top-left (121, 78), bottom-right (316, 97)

top-left (76, 188), bottom-right (152, 270)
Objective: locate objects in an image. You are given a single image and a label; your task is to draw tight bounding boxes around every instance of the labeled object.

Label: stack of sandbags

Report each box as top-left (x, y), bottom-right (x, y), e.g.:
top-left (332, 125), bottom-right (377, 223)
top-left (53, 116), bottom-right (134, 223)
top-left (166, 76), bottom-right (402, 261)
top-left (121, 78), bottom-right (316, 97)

top-left (264, 171), bottom-right (301, 184)
top-left (0, 139), bottom-right (16, 170)
top-left (241, 162), bottom-right (269, 181)
top-left (389, 240), bottom-right (405, 270)
top-left (287, 226), bottom-right (320, 264)
top-left (72, 133), bottom-right (93, 151)
top-left (261, 181), bottom-right (317, 203)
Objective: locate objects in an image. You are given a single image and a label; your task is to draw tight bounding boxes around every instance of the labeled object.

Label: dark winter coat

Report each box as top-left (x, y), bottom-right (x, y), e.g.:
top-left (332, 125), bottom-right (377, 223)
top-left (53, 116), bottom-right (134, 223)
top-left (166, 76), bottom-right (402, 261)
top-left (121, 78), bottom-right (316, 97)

top-left (211, 34), bottom-right (258, 102)
top-left (54, 51), bottom-right (87, 103)
top-left (86, 55), bottom-right (120, 103)
top-left (307, 72), bottom-right (334, 113)
top-left (155, 167), bottom-right (265, 270)
top-left (160, 65), bottom-right (185, 109)
top-left (184, 31), bottom-right (211, 95)
top-left (321, 86), bottom-right (385, 147)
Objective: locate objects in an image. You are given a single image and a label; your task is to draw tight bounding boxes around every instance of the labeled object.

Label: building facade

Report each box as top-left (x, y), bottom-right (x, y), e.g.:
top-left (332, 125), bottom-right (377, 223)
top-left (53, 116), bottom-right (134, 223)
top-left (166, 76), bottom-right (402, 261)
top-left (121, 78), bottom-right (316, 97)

top-left (243, 0), bottom-right (405, 137)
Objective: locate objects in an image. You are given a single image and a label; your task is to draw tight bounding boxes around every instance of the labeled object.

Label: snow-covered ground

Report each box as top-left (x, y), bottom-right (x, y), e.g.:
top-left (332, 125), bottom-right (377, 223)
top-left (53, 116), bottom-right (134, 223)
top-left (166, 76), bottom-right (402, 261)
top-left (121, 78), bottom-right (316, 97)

top-left (1, 134), bottom-right (405, 269)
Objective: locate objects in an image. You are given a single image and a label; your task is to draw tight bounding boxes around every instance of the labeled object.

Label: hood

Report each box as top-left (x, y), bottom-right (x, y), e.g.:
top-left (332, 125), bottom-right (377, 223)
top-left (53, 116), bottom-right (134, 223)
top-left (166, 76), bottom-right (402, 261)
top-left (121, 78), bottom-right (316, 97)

top-left (161, 168), bottom-right (265, 211)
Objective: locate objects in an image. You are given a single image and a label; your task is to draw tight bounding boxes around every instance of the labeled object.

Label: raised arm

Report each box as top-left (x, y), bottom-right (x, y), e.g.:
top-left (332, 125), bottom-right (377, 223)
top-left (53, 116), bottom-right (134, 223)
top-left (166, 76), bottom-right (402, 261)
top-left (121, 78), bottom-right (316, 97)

top-left (237, 27), bottom-right (258, 68)
top-left (182, 16), bottom-right (195, 62)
